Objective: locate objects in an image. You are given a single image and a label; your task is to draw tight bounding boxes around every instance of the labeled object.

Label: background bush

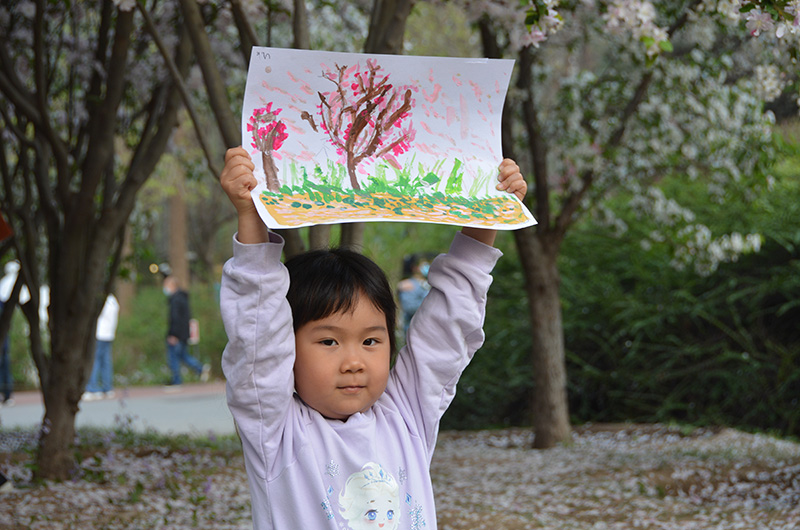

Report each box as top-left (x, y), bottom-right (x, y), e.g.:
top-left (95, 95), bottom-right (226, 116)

top-left (444, 129), bottom-right (800, 437)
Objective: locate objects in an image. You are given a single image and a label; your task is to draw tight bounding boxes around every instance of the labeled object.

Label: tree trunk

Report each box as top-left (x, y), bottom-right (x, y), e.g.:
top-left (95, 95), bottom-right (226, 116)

top-left (291, 0), bottom-right (329, 250)
top-left (37, 341), bottom-right (86, 479)
top-left (178, 0), bottom-right (240, 148)
top-left (364, 0), bottom-right (414, 55)
top-left (308, 224), bottom-right (331, 250)
top-left (116, 226), bottom-right (136, 317)
top-left (515, 227), bottom-right (571, 448)
top-left (339, 223), bottom-right (365, 250)
top-left (169, 167), bottom-right (190, 289)
top-left (262, 150), bottom-right (281, 192)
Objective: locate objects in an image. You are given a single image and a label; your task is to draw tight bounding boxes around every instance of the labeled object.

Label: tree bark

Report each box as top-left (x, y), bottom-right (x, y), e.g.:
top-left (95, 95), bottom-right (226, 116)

top-left (308, 224), bottom-right (331, 250)
top-left (37, 326), bottom-right (88, 478)
top-left (480, 18), bottom-right (572, 448)
top-left (169, 166), bottom-right (190, 289)
top-left (364, 0), bottom-right (414, 55)
top-left (514, 228), bottom-right (571, 448)
top-left (292, 0), bottom-right (310, 50)
top-left (178, 0), bottom-right (240, 148)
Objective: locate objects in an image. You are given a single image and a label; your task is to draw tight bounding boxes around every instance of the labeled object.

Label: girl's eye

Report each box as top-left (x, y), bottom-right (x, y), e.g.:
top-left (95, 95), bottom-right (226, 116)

top-left (366, 510), bottom-right (377, 521)
top-left (363, 338), bottom-right (380, 346)
top-left (320, 339), bottom-right (337, 346)
top-left (387, 510), bottom-right (394, 520)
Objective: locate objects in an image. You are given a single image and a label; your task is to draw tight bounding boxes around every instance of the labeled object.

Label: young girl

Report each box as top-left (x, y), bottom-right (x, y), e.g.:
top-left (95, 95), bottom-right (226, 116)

top-left (219, 146), bottom-right (526, 530)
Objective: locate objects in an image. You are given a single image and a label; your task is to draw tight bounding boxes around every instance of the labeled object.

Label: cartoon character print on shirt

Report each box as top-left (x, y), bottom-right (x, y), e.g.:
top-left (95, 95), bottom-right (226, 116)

top-left (339, 462), bottom-right (400, 530)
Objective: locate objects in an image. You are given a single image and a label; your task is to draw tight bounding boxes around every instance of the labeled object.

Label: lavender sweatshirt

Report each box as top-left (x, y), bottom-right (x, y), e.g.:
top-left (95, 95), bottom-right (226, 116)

top-left (220, 231), bottom-right (501, 530)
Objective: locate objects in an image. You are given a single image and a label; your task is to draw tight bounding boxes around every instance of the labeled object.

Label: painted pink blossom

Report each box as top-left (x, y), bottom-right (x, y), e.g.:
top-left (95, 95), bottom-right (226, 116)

top-left (248, 103), bottom-right (288, 192)
top-left (316, 59), bottom-right (416, 190)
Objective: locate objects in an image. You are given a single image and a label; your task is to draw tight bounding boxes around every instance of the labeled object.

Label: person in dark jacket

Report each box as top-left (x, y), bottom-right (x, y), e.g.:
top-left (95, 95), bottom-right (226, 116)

top-left (163, 275), bottom-right (209, 387)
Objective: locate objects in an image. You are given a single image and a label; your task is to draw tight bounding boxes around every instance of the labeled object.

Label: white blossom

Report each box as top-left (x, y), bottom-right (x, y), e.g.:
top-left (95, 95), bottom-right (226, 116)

top-left (746, 9), bottom-right (775, 36)
top-left (754, 64), bottom-right (785, 102)
top-left (112, 0), bottom-right (137, 12)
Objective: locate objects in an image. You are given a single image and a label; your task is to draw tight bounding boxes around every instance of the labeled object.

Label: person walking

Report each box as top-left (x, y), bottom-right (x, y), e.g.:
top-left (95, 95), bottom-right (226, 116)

top-left (83, 293), bottom-right (119, 401)
top-left (163, 275), bottom-right (209, 388)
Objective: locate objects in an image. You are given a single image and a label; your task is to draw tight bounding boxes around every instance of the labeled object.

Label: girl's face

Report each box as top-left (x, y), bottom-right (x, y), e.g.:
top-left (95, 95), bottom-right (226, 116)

top-left (294, 294), bottom-right (391, 420)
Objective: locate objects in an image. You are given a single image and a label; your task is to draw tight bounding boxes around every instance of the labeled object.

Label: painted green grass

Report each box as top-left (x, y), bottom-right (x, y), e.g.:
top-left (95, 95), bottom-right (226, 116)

top-left (283, 156), bottom-right (495, 199)
top-left (268, 157), bottom-right (510, 222)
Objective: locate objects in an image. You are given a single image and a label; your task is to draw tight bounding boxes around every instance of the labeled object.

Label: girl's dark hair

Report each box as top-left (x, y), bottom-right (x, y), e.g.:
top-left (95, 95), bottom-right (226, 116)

top-left (285, 248), bottom-right (397, 356)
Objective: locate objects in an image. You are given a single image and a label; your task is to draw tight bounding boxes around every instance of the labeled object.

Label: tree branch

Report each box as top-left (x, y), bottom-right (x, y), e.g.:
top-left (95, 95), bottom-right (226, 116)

top-left (31, 0), bottom-right (71, 205)
top-left (138, 2), bottom-right (221, 178)
top-left (291, 0), bottom-right (310, 50)
top-left (230, 0), bottom-right (259, 64)
top-left (78, 8), bottom-right (134, 210)
top-left (179, 0), bottom-right (240, 147)
top-left (553, 0), bottom-right (701, 238)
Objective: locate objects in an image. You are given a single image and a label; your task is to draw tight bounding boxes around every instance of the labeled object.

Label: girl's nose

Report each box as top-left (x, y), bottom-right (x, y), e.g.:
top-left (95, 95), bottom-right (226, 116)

top-left (340, 350), bottom-right (365, 373)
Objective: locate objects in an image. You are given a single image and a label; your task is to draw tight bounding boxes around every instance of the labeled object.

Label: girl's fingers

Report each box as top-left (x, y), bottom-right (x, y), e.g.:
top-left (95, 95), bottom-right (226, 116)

top-left (224, 146), bottom-right (251, 163)
top-left (496, 159), bottom-right (527, 200)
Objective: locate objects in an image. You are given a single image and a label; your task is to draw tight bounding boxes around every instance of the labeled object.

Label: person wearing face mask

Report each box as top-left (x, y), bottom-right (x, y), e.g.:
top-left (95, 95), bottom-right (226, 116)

top-left (162, 275), bottom-right (209, 388)
top-left (397, 254), bottom-right (432, 335)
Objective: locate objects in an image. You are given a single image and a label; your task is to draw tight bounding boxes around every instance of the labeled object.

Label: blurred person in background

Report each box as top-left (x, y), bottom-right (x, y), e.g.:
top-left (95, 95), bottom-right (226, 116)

top-left (163, 275), bottom-right (209, 388)
top-left (83, 293), bottom-right (120, 401)
top-left (0, 261), bottom-right (30, 407)
top-left (397, 253), bottom-right (431, 335)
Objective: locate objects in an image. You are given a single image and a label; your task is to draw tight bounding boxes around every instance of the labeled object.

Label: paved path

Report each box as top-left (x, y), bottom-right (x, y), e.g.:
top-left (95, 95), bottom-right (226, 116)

top-left (0, 381), bottom-right (236, 436)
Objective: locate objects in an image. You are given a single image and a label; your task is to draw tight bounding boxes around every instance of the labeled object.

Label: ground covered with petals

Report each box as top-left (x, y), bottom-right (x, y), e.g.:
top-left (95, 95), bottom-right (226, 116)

top-left (1, 424), bottom-right (798, 529)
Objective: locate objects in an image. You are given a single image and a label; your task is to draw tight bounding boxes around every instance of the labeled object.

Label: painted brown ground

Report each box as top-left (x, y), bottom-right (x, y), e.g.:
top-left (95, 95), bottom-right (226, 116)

top-left (259, 191), bottom-right (528, 227)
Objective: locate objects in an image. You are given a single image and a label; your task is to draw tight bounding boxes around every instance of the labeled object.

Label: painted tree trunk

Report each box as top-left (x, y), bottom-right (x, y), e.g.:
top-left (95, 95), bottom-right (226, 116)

top-left (262, 151), bottom-right (281, 193)
top-left (346, 155), bottom-right (360, 191)
top-left (514, 227), bottom-right (572, 448)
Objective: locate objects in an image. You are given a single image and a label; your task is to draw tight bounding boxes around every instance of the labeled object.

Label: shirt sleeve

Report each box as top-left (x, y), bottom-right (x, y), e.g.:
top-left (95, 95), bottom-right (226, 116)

top-left (220, 232), bottom-right (297, 479)
top-left (386, 232), bottom-right (502, 454)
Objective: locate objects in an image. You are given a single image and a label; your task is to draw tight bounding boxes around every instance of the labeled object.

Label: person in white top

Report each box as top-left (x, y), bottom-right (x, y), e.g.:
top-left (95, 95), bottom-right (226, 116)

top-left (0, 261), bottom-right (30, 407)
top-left (83, 294), bottom-right (120, 401)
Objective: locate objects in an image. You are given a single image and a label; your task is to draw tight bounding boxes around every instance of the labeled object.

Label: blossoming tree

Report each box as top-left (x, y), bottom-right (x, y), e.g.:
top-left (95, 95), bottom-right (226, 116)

top-left (317, 59), bottom-right (415, 190)
top-left (249, 103), bottom-right (289, 192)
top-left (0, 0), bottom-right (194, 479)
top-left (453, 0), bottom-right (797, 448)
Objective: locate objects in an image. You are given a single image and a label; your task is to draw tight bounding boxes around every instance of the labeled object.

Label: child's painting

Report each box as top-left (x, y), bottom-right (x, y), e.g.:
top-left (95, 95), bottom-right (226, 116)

top-left (242, 47), bottom-right (536, 230)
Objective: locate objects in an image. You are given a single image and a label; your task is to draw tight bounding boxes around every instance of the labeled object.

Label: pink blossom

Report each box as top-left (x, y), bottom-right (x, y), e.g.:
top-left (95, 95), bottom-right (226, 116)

top-left (521, 28), bottom-right (548, 48)
top-left (746, 10), bottom-right (775, 36)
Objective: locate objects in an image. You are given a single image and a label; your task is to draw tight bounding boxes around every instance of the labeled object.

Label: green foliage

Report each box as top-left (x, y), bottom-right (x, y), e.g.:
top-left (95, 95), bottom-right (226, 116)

top-left (445, 140), bottom-right (800, 436)
top-left (442, 246), bottom-right (535, 429)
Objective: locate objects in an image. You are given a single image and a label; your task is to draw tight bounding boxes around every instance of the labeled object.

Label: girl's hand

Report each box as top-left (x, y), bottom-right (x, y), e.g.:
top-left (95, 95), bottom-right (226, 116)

top-left (220, 147), bottom-right (258, 214)
top-left (220, 146), bottom-right (269, 244)
top-left (496, 158), bottom-right (527, 201)
top-left (461, 158), bottom-right (528, 247)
